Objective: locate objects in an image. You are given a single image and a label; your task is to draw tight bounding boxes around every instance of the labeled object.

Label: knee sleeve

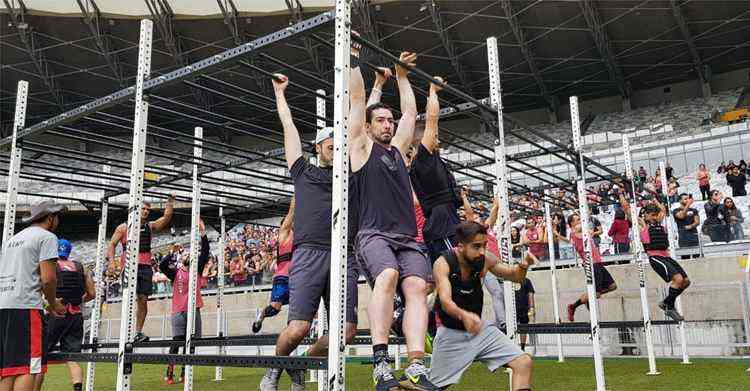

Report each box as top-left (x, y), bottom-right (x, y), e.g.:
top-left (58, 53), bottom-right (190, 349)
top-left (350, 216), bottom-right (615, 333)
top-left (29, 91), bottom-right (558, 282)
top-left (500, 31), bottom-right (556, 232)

top-left (263, 305), bottom-right (280, 317)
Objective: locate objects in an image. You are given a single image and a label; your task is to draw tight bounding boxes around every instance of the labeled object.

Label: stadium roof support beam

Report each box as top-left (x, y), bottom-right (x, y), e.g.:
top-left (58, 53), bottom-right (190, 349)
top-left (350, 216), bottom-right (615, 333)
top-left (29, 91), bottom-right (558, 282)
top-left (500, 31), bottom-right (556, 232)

top-left (75, 0), bottom-right (126, 87)
top-left (579, 0), bottom-right (632, 110)
top-left (145, 0), bottom-right (213, 109)
top-left (215, 0), bottom-right (270, 98)
top-left (669, 0), bottom-right (711, 97)
top-left (353, 0), bottom-right (385, 63)
top-left (2, 0), bottom-right (64, 111)
top-left (500, 0), bottom-right (559, 123)
top-left (285, 0), bottom-right (324, 75)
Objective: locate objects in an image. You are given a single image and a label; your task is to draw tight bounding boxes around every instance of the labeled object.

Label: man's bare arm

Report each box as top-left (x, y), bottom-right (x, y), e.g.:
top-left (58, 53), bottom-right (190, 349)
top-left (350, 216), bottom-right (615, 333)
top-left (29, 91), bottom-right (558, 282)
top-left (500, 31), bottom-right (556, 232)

top-left (391, 52), bottom-right (418, 157)
top-left (367, 67), bottom-right (391, 106)
top-left (487, 251), bottom-right (535, 282)
top-left (348, 46), bottom-right (371, 171)
top-left (106, 224), bottom-right (125, 270)
top-left (150, 195), bottom-right (175, 233)
top-left (83, 268), bottom-right (96, 302)
top-left (421, 77), bottom-right (444, 153)
top-left (272, 74), bottom-right (303, 170)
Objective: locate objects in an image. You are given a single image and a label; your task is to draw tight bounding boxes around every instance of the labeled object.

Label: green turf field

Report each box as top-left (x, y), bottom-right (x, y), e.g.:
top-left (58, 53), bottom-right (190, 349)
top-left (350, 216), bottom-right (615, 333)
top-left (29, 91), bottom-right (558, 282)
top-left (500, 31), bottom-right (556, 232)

top-left (41, 358), bottom-right (749, 390)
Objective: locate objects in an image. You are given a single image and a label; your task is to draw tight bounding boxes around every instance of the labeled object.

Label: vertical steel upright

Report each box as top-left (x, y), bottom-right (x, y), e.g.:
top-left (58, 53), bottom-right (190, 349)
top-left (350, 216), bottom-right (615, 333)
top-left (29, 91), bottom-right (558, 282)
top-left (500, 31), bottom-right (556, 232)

top-left (622, 135), bottom-right (660, 375)
top-left (314, 88), bottom-right (328, 391)
top-left (2, 80), bottom-right (28, 249)
top-left (569, 96), bottom-right (606, 391)
top-left (184, 127), bottom-right (203, 391)
top-left (86, 165), bottom-right (111, 391)
top-left (115, 19), bottom-right (153, 391)
top-left (215, 195), bottom-right (227, 381)
top-left (486, 36), bottom-right (517, 343)
top-left (542, 190), bottom-right (564, 362)
top-left (658, 161), bottom-right (691, 364)
top-left (328, 2), bottom-right (351, 390)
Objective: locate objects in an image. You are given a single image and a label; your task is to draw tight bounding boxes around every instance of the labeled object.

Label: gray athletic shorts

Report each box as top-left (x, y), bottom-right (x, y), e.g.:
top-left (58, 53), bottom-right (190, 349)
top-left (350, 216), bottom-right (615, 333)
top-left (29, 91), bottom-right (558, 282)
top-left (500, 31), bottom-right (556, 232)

top-left (171, 309), bottom-right (202, 338)
top-left (356, 230), bottom-right (429, 283)
top-left (288, 245), bottom-right (359, 324)
top-left (429, 323), bottom-right (525, 388)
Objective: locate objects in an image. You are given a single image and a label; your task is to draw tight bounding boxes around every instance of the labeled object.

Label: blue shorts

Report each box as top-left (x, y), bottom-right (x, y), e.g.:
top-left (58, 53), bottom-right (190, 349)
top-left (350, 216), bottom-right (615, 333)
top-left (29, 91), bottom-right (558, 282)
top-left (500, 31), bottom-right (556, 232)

top-left (271, 276), bottom-right (290, 305)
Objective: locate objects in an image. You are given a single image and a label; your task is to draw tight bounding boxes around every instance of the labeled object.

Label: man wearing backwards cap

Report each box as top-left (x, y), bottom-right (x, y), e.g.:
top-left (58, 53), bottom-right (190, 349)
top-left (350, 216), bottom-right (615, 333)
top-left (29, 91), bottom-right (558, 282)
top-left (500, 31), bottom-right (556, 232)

top-left (46, 239), bottom-right (95, 391)
top-left (0, 201), bottom-right (67, 391)
top-left (259, 73), bottom-right (360, 391)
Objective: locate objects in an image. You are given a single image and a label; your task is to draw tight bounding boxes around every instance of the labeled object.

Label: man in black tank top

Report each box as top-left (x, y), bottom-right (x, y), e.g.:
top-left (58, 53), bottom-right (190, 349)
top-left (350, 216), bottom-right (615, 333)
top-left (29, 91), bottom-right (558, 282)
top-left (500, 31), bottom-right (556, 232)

top-left (430, 221), bottom-right (535, 390)
top-left (106, 196), bottom-right (175, 343)
top-left (259, 74), bottom-right (360, 391)
top-left (349, 45), bottom-right (436, 390)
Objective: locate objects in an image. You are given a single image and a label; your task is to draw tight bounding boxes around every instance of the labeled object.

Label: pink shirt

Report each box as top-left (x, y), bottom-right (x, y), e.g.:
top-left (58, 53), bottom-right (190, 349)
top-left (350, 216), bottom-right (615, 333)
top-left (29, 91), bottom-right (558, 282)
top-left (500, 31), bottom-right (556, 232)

top-left (171, 263), bottom-right (206, 314)
top-left (486, 229), bottom-right (499, 257)
top-left (571, 232), bottom-right (602, 264)
top-left (525, 228), bottom-right (547, 258)
top-left (274, 236), bottom-right (293, 278)
top-left (640, 225), bottom-right (670, 257)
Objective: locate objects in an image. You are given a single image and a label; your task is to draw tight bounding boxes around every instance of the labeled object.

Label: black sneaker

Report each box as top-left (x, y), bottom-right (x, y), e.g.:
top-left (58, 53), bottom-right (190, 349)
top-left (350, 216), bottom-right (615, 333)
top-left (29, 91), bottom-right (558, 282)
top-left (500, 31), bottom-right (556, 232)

top-left (252, 312), bottom-right (264, 334)
top-left (659, 301), bottom-right (684, 322)
top-left (286, 368), bottom-right (305, 391)
top-left (133, 332), bottom-right (149, 343)
top-left (399, 360), bottom-right (439, 390)
top-left (373, 361), bottom-right (400, 391)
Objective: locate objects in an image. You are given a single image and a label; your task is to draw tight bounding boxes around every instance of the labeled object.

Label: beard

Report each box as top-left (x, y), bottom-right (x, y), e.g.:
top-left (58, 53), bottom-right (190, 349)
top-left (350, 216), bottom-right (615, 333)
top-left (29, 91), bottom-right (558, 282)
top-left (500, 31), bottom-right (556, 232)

top-left (373, 131), bottom-right (392, 145)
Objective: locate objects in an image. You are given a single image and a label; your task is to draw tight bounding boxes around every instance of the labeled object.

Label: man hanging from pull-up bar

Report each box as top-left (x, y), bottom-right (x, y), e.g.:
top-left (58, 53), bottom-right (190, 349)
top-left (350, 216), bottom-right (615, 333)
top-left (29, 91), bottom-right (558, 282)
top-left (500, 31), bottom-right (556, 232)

top-left (259, 73), bottom-right (360, 391)
top-left (106, 195), bottom-right (175, 344)
top-left (349, 42), bottom-right (439, 390)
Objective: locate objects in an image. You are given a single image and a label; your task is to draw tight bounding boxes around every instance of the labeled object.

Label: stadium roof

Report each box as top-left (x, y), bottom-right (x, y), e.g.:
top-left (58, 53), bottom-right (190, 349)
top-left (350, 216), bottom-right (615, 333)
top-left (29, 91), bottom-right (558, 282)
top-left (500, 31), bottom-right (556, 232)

top-left (2, 0), bottom-right (750, 140)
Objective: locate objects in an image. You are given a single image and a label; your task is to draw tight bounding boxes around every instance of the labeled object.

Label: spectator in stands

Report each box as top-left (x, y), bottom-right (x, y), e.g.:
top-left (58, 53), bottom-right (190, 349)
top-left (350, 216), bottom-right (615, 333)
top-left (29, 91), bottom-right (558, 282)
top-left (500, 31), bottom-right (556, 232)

top-left (514, 278), bottom-right (535, 352)
top-left (697, 163), bottom-right (711, 201)
top-left (667, 177), bottom-right (680, 204)
top-left (590, 216), bottom-right (603, 247)
top-left (704, 190), bottom-right (728, 242)
top-left (230, 255), bottom-right (246, 286)
top-left (717, 161), bottom-right (726, 174)
top-left (608, 208), bottom-right (631, 254)
top-left (726, 165), bottom-right (747, 197)
top-left (510, 226), bottom-right (522, 259)
top-left (522, 218), bottom-right (547, 261)
top-left (665, 162), bottom-right (674, 180)
top-left (740, 160), bottom-right (748, 178)
top-left (720, 197), bottom-right (744, 241)
top-left (672, 194), bottom-right (701, 256)
top-left (638, 166), bottom-right (647, 184)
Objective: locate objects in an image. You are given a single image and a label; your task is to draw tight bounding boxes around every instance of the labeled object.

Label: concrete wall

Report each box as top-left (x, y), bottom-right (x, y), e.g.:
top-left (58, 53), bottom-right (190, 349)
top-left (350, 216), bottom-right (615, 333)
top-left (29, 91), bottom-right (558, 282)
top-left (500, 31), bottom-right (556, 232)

top-left (99, 255), bottom-right (749, 342)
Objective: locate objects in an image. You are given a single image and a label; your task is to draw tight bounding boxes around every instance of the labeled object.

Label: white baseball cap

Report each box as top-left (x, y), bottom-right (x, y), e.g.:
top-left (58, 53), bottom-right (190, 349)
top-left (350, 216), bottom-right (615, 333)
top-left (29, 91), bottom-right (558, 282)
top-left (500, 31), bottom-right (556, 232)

top-left (315, 127), bottom-right (334, 144)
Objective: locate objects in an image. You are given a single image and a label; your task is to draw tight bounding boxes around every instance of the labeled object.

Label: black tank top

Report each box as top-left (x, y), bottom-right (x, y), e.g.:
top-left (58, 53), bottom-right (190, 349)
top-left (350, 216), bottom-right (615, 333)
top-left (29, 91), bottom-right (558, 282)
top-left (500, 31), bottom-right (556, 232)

top-left (436, 250), bottom-right (484, 331)
top-left (56, 259), bottom-right (85, 306)
top-left (357, 143), bottom-right (416, 236)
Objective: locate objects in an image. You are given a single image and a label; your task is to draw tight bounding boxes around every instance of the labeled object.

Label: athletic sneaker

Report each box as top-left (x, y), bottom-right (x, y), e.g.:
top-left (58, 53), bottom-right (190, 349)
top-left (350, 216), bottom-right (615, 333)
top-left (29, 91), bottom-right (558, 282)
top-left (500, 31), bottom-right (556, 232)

top-left (252, 312), bottom-right (264, 334)
top-left (164, 365), bottom-right (175, 385)
top-left (286, 368), bottom-right (305, 391)
top-left (178, 367), bottom-right (185, 383)
top-left (399, 360), bottom-right (439, 390)
top-left (258, 368), bottom-right (281, 391)
top-left (133, 332), bottom-right (149, 343)
top-left (372, 361), bottom-right (400, 391)
top-left (567, 304), bottom-right (576, 322)
top-left (659, 302), bottom-right (684, 322)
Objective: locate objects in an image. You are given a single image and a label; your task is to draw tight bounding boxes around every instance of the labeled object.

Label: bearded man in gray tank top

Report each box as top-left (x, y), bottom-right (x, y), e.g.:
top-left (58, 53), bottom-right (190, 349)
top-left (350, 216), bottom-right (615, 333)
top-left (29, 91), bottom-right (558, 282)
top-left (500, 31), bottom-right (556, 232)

top-left (349, 43), bottom-right (437, 390)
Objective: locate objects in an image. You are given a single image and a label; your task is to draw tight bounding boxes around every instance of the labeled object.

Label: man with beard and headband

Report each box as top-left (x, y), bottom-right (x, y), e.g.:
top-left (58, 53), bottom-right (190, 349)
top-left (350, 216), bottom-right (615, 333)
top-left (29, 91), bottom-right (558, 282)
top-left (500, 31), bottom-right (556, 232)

top-left (158, 218), bottom-right (209, 384)
top-left (349, 42), bottom-right (437, 389)
top-left (107, 195), bottom-right (175, 343)
top-left (429, 221), bottom-right (534, 390)
top-left (259, 73), bottom-right (360, 391)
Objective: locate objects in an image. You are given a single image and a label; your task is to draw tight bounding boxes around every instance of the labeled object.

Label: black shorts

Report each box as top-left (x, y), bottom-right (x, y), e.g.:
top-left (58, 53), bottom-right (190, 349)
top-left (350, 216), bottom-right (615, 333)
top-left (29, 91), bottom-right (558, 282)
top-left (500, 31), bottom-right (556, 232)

top-left (648, 255), bottom-right (688, 283)
top-left (0, 309), bottom-right (48, 376)
top-left (136, 265), bottom-right (154, 297)
top-left (594, 263), bottom-right (615, 293)
top-left (516, 312), bottom-right (530, 325)
top-left (47, 313), bottom-right (84, 353)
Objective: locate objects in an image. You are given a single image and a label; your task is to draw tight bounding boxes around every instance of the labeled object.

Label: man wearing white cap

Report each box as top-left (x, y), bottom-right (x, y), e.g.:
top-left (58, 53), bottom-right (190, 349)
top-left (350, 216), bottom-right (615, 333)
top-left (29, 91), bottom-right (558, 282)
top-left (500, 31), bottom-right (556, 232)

top-left (260, 74), bottom-right (360, 391)
top-left (0, 201), bottom-right (67, 391)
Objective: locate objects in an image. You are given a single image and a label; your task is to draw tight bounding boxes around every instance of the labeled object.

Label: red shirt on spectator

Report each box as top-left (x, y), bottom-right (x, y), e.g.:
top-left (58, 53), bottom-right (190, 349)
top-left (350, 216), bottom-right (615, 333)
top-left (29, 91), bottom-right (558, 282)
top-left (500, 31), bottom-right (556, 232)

top-left (608, 219), bottom-right (631, 244)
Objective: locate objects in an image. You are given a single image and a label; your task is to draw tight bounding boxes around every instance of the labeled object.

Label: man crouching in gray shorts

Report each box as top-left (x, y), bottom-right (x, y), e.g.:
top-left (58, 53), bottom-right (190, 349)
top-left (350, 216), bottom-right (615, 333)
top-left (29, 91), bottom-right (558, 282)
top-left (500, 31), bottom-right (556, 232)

top-left (431, 221), bottom-right (535, 390)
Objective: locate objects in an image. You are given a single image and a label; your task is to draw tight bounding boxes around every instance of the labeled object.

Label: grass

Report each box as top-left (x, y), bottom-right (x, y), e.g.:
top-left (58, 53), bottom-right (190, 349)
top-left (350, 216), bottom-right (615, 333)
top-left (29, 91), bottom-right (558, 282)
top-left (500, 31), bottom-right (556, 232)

top-left (41, 358), bottom-right (749, 390)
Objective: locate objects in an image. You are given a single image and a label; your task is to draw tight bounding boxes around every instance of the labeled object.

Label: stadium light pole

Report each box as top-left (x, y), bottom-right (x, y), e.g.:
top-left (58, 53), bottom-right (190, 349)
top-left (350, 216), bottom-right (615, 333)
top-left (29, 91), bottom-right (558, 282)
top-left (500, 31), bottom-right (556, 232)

top-left (622, 135), bottom-right (660, 375)
top-left (327, 0), bottom-right (351, 389)
top-left (658, 161), bottom-right (691, 365)
top-left (115, 19), bottom-right (153, 391)
top-left (183, 126), bottom-right (203, 391)
top-left (570, 96), bottom-right (606, 391)
top-left (486, 36), bottom-right (518, 347)
top-left (543, 190), bottom-right (564, 362)
top-left (2, 80), bottom-right (27, 249)
top-left (86, 164), bottom-right (111, 391)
